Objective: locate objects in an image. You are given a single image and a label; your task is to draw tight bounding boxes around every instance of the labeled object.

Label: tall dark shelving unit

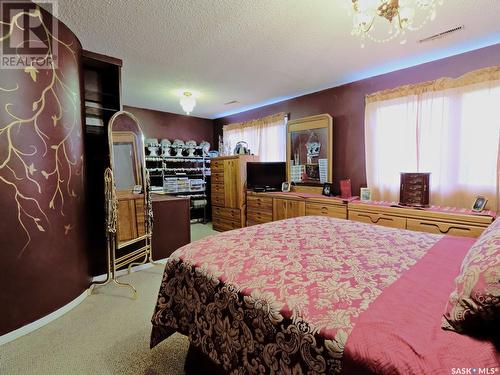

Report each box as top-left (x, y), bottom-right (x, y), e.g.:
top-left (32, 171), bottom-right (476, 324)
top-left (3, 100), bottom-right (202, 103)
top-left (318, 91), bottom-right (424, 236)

top-left (82, 50), bottom-right (122, 275)
top-left (146, 151), bottom-right (210, 223)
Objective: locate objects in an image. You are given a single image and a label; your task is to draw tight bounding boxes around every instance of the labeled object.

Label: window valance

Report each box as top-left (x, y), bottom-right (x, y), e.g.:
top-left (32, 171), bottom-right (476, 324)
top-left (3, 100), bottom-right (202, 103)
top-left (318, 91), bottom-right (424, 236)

top-left (366, 66), bottom-right (500, 104)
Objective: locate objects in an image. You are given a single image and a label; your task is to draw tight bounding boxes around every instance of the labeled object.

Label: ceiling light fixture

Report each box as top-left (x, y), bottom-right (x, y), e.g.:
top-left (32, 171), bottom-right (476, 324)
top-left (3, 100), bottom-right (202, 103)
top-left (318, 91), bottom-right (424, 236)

top-left (179, 91), bottom-right (196, 115)
top-left (348, 0), bottom-right (443, 47)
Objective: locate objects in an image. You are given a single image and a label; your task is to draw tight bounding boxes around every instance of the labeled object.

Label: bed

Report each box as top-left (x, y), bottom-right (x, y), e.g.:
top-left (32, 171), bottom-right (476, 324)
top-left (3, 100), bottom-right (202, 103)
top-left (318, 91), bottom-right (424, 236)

top-left (150, 216), bottom-right (499, 374)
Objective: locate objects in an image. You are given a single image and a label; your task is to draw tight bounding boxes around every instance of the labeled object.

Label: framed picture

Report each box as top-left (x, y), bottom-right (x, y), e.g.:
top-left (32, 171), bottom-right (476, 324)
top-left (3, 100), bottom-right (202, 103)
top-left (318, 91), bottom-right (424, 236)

top-left (322, 183), bottom-right (332, 197)
top-left (360, 187), bottom-right (371, 201)
top-left (287, 114), bottom-right (333, 186)
top-left (281, 182), bottom-right (291, 192)
top-left (472, 196), bottom-right (487, 212)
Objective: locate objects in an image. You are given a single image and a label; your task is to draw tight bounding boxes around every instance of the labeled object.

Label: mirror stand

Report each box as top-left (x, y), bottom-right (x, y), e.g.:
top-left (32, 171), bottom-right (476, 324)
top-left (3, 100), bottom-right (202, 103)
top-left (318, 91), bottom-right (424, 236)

top-left (89, 168), bottom-right (156, 298)
top-left (90, 111), bottom-right (158, 299)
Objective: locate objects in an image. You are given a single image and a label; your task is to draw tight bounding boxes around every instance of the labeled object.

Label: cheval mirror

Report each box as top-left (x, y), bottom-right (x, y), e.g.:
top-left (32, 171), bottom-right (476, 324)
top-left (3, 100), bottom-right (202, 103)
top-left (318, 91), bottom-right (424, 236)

top-left (90, 111), bottom-right (155, 297)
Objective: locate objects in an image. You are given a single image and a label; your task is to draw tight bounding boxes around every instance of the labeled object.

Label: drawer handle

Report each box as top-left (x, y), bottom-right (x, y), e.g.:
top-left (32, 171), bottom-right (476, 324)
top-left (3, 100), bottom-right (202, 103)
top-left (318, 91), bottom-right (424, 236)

top-left (419, 222), bottom-right (465, 234)
top-left (358, 213), bottom-right (383, 224)
top-left (320, 207), bottom-right (329, 213)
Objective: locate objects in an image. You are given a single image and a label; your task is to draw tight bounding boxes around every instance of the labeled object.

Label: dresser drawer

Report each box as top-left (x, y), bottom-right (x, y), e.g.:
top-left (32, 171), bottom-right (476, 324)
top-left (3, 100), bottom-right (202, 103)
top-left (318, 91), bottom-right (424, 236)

top-left (211, 172), bottom-right (224, 184)
top-left (349, 211), bottom-right (406, 229)
top-left (211, 159), bottom-right (224, 172)
top-left (247, 210), bottom-right (273, 224)
top-left (305, 203), bottom-right (347, 219)
top-left (212, 206), bottom-right (241, 222)
top-left (247, 195), bottom-right (273, 212)
top-left (211, 183), bottom-right (225, 194)
top-left (211, 192), bottom-right (225, 206)
top-left (406, 218), bottom-right (485, 238)
top-left (246, 220), bottom-right (261, 227)
top-left (212, 215), bottom-right (241, 232)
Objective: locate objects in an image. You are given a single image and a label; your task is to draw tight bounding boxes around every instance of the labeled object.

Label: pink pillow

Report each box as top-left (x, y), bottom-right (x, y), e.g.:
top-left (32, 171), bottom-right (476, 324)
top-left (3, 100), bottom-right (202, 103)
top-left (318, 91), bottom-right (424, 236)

top-left (442, 219), bottom-right (500, 334)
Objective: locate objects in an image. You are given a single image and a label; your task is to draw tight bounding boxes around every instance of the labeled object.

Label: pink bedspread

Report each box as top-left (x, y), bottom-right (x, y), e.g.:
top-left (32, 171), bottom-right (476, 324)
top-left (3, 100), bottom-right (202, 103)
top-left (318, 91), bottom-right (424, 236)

top-left (150, 216), bottom-right (499, 373)
top-left (343, 235), bottom-right (499, 374)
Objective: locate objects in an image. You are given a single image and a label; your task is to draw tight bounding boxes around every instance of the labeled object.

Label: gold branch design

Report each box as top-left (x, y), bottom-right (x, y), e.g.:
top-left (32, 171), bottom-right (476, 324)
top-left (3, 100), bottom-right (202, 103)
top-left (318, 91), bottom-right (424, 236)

top-left (0, 6), bottom-right (83, 256)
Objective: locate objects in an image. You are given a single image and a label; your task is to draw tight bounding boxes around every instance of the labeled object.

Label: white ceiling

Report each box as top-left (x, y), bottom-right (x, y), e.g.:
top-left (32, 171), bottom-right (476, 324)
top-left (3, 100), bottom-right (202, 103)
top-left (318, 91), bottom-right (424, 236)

top-left (41, 0), bottom-right (500, 119)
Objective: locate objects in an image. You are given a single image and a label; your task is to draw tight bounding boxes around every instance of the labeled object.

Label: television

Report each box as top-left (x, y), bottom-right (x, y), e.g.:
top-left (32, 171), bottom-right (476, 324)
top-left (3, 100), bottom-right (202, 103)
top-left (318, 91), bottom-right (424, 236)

top-left (246, 162), bottom-right (286, 191)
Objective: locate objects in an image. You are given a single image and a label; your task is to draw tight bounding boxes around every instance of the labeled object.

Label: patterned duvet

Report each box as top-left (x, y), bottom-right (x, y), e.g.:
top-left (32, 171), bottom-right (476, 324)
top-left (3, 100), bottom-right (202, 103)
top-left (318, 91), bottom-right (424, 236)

top-left (150, 216), bottom-right (497, 374)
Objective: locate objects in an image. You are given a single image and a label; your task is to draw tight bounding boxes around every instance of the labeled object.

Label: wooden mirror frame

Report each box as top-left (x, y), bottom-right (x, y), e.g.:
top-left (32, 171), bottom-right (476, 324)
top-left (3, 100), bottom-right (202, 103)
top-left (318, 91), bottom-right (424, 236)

top-left (110, 131), bottom-right (142, 191)
top-left (286, 114), bottom-right (333, 186)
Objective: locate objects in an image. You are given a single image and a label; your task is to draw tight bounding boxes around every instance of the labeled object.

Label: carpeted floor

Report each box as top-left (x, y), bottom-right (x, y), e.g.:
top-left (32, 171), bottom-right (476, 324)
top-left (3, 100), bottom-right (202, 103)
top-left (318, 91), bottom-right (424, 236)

top-left (190, 222), bottom-right (217, 242)
top-left (0, 223), bottom-right (217, 375)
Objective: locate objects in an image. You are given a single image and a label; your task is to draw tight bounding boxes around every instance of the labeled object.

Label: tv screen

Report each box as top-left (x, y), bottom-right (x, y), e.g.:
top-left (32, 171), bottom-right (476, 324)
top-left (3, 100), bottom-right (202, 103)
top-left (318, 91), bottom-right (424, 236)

top-left (247, 162), bottom-right (286, 191)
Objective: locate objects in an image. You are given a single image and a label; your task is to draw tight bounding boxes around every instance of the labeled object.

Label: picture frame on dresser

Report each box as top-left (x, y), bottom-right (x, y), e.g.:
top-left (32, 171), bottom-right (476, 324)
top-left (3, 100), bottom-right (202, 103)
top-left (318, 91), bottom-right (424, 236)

top-left (360, 187), bottom-right (371, 201)
top-left (322, 183), bottom-right (332, 196)
top-left (472, 196), bottom-right (487, 212)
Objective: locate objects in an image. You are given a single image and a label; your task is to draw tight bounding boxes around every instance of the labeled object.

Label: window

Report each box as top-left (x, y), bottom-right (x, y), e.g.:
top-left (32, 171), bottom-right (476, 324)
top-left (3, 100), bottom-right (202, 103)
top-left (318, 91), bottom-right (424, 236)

top-left (365, 78), bottom-right (500, 210)
top-left (223, 113), bottom-right (287, 162)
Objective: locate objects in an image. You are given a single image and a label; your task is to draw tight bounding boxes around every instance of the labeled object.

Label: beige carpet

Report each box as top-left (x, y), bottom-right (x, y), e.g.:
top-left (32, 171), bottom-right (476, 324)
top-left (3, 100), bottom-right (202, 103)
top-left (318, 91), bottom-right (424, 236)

top-left (191, 222), bottom-right (217, 242)
top-left (0, 223), bottom-right (218, 375)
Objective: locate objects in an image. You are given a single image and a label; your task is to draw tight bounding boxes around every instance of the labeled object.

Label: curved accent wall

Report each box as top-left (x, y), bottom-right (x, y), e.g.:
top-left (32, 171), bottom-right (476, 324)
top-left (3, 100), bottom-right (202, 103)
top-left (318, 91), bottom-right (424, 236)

top-left (0, 3), bottom-right (88, 335)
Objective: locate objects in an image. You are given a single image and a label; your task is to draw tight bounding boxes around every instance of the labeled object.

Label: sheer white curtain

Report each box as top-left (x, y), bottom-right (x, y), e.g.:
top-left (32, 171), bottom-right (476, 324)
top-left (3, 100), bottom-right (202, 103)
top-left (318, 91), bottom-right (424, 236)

top-left (223, 113), bottom-right (287, 162)
top-left (365, 74), bottom-right (500, 211)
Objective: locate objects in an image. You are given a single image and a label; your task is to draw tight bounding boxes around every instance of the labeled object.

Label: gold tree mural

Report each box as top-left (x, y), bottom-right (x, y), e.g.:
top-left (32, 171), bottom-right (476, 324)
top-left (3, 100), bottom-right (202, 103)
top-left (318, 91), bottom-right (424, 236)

top-left (0, 6), bottom-right (83, 256)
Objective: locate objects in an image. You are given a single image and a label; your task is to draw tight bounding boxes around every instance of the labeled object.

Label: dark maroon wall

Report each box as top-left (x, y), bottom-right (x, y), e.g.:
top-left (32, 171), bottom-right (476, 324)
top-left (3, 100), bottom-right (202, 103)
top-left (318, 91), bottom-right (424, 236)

top-left (0, 2), bottom-right (88, 335)
top-left (214, 44), bottom-right (500, 196)
top-left (124, 105), bottom-right (214, 145)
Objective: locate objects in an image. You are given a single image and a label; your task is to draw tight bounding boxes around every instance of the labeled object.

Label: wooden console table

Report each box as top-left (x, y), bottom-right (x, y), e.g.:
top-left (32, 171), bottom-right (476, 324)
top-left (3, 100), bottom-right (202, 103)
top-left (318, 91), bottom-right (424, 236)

top-left (348, 201), bottom-right (495, 238)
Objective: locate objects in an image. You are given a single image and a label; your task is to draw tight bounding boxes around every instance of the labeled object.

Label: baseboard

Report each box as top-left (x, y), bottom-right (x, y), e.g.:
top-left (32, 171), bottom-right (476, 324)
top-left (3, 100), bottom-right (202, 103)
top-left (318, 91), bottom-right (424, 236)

top-left (0, 289), bottom-right (88, 346)
top-left (0, 258), bottom-right (168, 346)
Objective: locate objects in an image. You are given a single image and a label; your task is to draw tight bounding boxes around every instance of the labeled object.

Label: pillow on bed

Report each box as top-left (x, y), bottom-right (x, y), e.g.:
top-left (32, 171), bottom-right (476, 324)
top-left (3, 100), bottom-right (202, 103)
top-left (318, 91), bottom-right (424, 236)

top-left (442, 218), bottom-right (500, 334)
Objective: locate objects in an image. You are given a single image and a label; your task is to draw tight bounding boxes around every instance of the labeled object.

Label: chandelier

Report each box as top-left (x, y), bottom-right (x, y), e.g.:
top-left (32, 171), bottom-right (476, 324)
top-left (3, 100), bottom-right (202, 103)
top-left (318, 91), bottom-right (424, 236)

top-left (349, 0), bottom-right (443, 47)
top-left (179, 91), bottom-right (196, 115)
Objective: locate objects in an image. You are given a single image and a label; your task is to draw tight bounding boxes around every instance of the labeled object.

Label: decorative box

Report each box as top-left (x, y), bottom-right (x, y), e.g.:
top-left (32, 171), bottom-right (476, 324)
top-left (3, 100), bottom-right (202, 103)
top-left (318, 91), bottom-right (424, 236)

top-left (399, 172), bottom-right (430, 207)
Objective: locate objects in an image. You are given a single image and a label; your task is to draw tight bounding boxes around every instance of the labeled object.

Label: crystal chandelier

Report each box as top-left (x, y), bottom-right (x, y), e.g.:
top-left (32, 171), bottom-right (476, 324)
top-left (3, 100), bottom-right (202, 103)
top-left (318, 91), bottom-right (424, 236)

top-left (179, 91), bottom-right (196, 115)
top-left (349, 0), bottom-right (443, 47)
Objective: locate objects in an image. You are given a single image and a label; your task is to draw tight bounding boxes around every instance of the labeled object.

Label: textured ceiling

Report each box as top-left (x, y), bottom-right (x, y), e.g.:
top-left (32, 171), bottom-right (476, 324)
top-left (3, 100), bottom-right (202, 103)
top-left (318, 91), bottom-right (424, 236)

top-left (39, 0), bottom-right (500, 119)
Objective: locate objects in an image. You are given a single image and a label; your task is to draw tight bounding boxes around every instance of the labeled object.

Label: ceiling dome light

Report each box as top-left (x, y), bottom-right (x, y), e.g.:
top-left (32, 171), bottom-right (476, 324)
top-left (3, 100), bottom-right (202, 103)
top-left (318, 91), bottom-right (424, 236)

top-left (180, 91), bottom-right (196, 115)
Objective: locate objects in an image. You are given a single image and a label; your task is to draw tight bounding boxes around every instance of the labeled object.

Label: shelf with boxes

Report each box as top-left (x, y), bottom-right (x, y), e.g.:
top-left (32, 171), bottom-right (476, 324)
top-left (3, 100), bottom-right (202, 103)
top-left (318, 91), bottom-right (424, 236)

top-left (145, 138), bottom-right (212, 223)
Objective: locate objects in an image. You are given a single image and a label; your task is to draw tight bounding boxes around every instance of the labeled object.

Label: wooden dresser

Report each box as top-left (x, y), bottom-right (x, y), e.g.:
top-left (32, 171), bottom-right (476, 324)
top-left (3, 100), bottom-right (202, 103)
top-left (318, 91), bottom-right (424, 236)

top-left (348, 201), bottom-right (494, 238)
top-left (211, 155), bottom-right (258, 232)
top-left (247, 191), bottom-right (348, 226)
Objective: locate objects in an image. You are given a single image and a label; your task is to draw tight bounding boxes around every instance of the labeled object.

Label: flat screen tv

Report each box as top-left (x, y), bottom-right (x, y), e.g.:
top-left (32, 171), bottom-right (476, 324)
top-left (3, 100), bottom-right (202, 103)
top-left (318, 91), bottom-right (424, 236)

top-left (247, 162), bottom-right (286, 191)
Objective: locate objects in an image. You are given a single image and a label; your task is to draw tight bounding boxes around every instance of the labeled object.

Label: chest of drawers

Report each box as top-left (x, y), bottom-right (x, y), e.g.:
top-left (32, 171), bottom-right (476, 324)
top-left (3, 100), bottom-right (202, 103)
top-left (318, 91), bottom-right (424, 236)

top-left (210, 155), bottom-right (258, 232)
